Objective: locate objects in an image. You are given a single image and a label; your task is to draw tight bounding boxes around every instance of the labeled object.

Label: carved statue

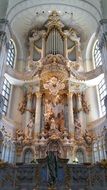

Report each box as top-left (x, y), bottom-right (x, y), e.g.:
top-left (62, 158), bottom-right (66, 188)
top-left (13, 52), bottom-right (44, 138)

top-left (74, 119), bottom-right (81, 140)
top-left (26, 117), bottom-right (34, 139)
top-left (81, 93), bottom-right (90, 114)
top-left (45, 10), bottom-right (64, 29)
top-left (18, 96), bottom-right (27, 114)
top-left (16, 129), bottom-right (24, 144)
top-left (56, 110), bottom-right (65, 132)
top-left (50, 118), bottom-right (57, 130)
top-left (83, 129), bottom-right (93, 145)
top-left (44, 99), bottom-right (54, 121)
top-left (69, 29), bottom-right (80, 45)
top-left (29, 29), bottom-right (41, 42)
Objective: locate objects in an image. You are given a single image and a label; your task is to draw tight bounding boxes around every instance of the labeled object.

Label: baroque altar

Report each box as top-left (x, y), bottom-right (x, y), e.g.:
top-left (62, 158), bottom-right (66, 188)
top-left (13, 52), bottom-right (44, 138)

top-left (16, 11), bottom-right (93, 164)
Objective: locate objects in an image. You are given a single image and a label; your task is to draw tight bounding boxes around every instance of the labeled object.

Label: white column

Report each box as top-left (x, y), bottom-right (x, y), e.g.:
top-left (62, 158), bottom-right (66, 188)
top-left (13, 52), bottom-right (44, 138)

top-left (68, 92), bottom-right (74, 134)
top-left (34, 92), bottom-right (42, 137)
top-left (86, 87), bottom-right (99, 122)
top-left (25, 91), bottom-right (32, 135)
top-left (77, 93), bottom-right (84, 127)
top-left (75, 42), bottom-right (84, 71)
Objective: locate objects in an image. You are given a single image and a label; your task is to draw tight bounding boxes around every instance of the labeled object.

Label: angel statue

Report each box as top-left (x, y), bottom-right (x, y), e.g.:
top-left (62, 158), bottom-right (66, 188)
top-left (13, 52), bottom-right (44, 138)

top-left (83, 129), bottom-right (93, 145)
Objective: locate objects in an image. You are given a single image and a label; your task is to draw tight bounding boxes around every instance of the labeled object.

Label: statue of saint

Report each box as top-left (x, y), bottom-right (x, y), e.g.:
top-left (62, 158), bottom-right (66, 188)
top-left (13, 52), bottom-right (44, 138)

top-left (48, 117), bottom-right (61, 141)
top-left (26, 118), bottom-right (34, 139)
top-left (44, 99), bottom-right (54, 121)
top-left (16, 129), bottom-right (24, 144)
top-left (18, 96), bottom-right (27, 114)
top-left (56, 111), bottom-right (64, 132)
top-left (74, 119), bottom-right (81, 140)
top-left (83, 129), bottom-right (93, 145)
top-left (50, 118), bottom-right (56, 130)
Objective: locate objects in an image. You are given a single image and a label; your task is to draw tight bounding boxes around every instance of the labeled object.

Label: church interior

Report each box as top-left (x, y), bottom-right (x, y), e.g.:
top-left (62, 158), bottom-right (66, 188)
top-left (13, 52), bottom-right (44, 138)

top-left (0, 0), bottom-right (107, 189)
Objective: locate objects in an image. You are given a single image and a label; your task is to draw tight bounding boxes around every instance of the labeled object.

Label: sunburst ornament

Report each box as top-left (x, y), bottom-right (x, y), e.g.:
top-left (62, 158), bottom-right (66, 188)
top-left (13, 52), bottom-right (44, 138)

top-left (43, 77), bottom-right (65, 95)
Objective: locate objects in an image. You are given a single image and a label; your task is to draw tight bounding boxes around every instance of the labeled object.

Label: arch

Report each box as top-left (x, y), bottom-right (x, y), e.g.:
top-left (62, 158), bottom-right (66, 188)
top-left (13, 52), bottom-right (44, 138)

top-left (92, 39), bottom-right (106, 116)
top-left (6, 39), bottom-right (16, 68)
top-left (85, 32), bottom-right (97, 71)
top-left (93, 40), bottom-right (103, 68)
top-left (73, 146), bottom-right (87, 163)
top-left (23, 147), bottom-right (34, 164)
top-left (76, 148), bottom-right (84, 163)
top-left (7, 30), bottom-right (25, 71)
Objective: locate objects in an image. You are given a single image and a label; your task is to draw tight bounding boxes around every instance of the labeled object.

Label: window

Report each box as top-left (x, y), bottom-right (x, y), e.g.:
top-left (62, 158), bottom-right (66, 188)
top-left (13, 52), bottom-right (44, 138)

top-left (93, 40), bottom-right (107, 116)
top-left (94, 41), bottom-right (102, 67)
top-left (76, 149), bottom-right (84, 163)
top-left (93, 142), bottom-right (99, 162)
top-left (6, 40), bottom-right (15, 68)
top-left (2, 39), bottom-right (16, 115)
top-left (24, 149), bottom-right (33, 164)
top-left (98, 78), bottom-right (106, 115)
top-left (2, 78), bottom-right (11, 115)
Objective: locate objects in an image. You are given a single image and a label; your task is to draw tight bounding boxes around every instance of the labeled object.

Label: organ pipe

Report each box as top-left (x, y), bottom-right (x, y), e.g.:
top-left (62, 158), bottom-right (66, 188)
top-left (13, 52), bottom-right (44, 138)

top-left (46, 28), bottom-right (64, 55)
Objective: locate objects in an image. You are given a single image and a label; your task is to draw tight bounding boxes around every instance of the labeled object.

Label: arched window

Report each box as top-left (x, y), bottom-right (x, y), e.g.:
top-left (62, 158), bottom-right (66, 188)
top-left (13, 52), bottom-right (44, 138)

top-left (2, 39), bottom-right (16, 115)
top-left (76, 149), bottom-right (84, 163)
top-left (93, 40), bottom-right (107, 116)
top-left (24, 149), bottom-right (33, 164)
top-left (6, 39), bottom-right (15, 68)
top-left (94, 40), bottom-right (102, 67)
top-left (2, 78), bottom-right (11, 114)
top-left (93, 142), bottom-right (100, 162)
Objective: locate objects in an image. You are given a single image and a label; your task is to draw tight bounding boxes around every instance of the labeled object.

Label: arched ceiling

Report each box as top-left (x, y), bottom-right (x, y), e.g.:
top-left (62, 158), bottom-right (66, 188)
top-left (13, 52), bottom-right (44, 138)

top-left (6, 0), bottom-right (102, 45)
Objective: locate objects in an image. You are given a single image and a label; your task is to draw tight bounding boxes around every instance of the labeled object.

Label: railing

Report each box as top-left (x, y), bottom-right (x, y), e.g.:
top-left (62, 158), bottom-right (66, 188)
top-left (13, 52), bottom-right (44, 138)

top-left (0, 162), bottom-right (107, 190)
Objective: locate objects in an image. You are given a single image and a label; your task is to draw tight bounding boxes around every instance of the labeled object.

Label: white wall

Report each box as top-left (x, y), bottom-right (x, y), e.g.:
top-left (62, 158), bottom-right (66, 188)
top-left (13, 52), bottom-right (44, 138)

top-left (86, 87), bottom-right (99, 123)
top-left (9, 86), bottom-right (23, 125)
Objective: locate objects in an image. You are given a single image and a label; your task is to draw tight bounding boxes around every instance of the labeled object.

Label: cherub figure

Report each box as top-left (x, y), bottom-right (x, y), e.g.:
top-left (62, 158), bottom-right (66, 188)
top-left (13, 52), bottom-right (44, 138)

top-left (16, 129), bottom-right (24, 144)
top-left (18, 96), bottom-right (27, 114)
top-left (83, 129), bottom-right (93, 145)
top-left (74, 119), bottom-right (81, 140)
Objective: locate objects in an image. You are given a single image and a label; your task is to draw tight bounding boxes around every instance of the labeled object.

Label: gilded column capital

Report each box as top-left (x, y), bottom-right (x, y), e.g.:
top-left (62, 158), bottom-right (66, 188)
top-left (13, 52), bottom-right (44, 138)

top-left (41, 30), bottom-right (46, 38)
top-left (63, 34), bottom-right (67, 39)
top-left (27, 92), bottom-right (32, 100)
top-left (67, 92), bottom-right (74, 97)
top-left (77, 92), bottom-right (81, 97)
top-left (35, 92), bottom-right (42, 98)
